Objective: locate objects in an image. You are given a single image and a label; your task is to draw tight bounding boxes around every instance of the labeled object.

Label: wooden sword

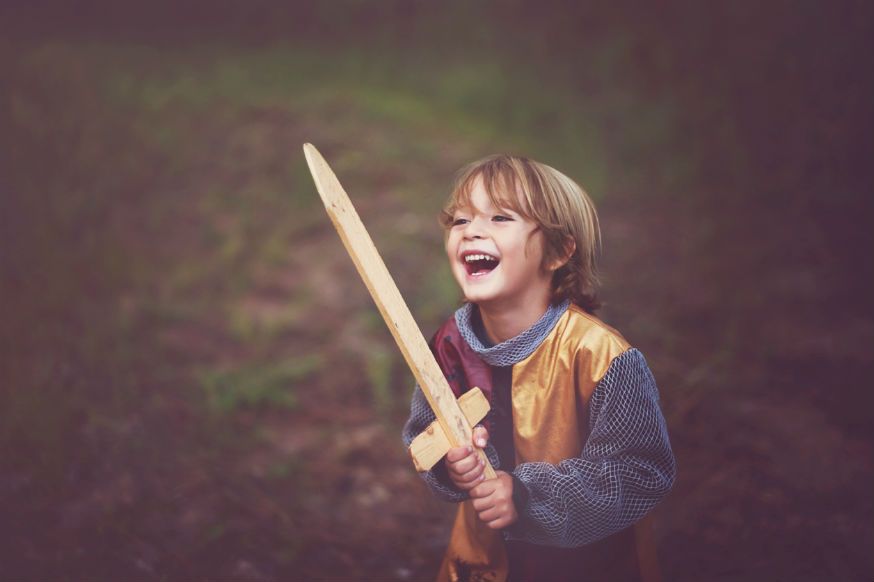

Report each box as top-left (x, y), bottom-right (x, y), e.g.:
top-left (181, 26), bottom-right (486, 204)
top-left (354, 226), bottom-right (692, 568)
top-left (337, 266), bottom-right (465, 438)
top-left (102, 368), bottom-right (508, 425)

top-left (303, 143), bottom-right (495, 479)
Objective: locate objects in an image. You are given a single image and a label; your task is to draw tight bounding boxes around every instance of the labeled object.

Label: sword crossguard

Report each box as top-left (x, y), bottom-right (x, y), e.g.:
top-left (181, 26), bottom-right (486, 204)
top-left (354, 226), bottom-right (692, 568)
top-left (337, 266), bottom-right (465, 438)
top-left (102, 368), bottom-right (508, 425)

top-left (409, 387), bottom-right (492, 474)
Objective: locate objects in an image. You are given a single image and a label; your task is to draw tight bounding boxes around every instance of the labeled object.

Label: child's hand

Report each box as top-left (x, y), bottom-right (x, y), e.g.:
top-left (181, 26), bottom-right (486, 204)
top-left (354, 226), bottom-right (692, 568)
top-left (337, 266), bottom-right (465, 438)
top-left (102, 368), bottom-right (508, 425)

top-left (445, 426), bottom-right (489, 491)
top-left (470, 471), bottom-right (518, 529)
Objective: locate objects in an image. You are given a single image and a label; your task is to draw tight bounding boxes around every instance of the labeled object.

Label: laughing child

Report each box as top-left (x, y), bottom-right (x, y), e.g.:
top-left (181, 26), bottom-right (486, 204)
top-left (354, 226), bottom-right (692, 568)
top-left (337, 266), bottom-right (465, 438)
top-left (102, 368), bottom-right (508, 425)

top-left (402, 155), bottom-right (676, 582)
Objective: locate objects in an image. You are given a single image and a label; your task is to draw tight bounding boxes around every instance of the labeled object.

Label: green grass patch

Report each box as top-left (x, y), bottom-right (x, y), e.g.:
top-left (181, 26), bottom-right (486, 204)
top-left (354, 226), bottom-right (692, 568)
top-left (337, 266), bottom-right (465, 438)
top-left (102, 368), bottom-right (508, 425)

top-left (226, 294), bottom-right (313, 344)
top-left (363, 344), bottom-right (395, 420)
top-left (94, 42), bottom-right (627, 192)
top-left (199, 354), bottom-right (325, 414)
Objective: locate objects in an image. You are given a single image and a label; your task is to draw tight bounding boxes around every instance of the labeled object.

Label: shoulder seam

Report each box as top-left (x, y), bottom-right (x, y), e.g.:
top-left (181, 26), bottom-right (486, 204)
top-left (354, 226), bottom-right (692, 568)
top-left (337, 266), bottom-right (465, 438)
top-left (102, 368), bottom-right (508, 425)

top-left (593, 346), bottom-right (634, 385)
top-left (566, 304), bottom-right (631, 349)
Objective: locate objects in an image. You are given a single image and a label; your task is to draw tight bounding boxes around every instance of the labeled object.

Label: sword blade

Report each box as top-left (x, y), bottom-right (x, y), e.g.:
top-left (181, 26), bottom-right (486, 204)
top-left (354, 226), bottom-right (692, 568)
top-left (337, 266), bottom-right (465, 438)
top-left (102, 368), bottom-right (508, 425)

top-left (303, 143), bottom-right (495, 478)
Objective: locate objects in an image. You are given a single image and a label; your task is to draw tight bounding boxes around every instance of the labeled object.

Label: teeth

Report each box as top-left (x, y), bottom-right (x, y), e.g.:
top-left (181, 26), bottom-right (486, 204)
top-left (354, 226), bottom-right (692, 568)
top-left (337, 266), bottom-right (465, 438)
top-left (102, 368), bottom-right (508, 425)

top-left (464, 254), bottom-right (497, 263)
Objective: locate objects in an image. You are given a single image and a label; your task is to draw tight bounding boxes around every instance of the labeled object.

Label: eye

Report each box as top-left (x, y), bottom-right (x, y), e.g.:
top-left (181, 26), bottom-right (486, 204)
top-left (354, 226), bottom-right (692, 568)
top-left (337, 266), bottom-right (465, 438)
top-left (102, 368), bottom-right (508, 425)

top-left (492, 215), bottom-right (513, 222)
top-left (451, 217), bottom-right (470, 227)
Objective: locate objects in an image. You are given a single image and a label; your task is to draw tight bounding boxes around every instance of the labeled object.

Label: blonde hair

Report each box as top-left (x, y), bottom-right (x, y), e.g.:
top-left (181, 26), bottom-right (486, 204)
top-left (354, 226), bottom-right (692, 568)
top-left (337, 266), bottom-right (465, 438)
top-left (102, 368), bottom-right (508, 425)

top-left (441, 154), bottom-right (602, 313)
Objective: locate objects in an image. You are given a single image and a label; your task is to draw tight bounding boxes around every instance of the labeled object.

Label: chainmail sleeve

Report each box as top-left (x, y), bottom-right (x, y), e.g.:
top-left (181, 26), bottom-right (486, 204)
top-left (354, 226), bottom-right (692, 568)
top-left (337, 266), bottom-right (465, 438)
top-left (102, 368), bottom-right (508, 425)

top-left (402, 384), bottom-right (501, 503)
top-left (506, 348), bottom-right (676, 547)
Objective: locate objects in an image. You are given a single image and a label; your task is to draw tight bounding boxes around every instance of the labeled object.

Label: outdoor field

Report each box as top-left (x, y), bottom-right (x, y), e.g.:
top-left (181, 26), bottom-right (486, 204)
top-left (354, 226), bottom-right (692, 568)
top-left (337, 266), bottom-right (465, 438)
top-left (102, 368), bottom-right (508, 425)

top-left (2, 3), bottom-right (872, 580)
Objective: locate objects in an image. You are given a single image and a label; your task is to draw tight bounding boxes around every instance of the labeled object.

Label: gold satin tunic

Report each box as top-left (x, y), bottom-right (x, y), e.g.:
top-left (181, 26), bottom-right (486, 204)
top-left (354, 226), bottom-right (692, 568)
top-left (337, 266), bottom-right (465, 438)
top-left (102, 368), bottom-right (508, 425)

top-left (438, 305), bottom-right (636, 582)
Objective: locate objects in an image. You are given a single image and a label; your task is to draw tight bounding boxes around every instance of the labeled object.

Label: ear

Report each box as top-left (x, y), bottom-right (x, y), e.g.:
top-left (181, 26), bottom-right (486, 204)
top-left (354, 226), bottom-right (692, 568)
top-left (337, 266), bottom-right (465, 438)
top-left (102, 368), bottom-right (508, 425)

top-left (548, 236), bottom-right (576, 271)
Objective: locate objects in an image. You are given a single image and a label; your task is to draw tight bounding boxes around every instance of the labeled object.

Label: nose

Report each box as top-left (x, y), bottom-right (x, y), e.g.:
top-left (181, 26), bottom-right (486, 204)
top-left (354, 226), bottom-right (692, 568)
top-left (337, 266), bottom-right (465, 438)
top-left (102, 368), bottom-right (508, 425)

top-left (463, 216), bottom-right (487, 240)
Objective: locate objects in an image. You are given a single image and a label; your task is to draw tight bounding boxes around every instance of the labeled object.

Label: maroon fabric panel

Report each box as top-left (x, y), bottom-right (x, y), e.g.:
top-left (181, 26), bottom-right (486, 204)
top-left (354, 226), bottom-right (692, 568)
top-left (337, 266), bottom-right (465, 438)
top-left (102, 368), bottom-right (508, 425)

top-left (429, 317), bottom-right (494, 432)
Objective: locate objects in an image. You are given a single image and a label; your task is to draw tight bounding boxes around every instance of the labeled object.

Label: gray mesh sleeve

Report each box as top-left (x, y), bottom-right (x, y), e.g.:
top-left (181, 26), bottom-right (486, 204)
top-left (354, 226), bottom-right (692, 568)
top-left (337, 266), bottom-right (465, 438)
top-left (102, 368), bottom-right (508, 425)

top-left (402, 385), bottom-right (501, 502)
top-left (506, 348), bottom-right (676, 547)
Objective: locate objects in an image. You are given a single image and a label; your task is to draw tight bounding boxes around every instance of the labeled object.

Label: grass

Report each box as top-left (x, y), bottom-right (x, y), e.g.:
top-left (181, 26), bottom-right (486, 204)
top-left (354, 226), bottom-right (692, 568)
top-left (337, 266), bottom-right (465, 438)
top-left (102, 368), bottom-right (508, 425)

top-left (199, 354), bottom-right (324, 414)
top-left (1, 31), bottom-right (696, 482)
top-left (1, 36), bottom-right (696, 579)
top-left (363, 344), bottom-right (396, 421)
top-left (3, 37), bottom-right (690, 479)
top-left (97, 42), bottom-right (675, 191)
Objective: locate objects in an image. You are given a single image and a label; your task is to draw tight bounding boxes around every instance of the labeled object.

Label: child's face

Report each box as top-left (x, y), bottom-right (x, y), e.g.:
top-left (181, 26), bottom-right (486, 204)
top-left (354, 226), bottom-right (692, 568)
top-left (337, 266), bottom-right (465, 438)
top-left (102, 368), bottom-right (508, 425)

top-left (445, 178), bottom-right (553, 311)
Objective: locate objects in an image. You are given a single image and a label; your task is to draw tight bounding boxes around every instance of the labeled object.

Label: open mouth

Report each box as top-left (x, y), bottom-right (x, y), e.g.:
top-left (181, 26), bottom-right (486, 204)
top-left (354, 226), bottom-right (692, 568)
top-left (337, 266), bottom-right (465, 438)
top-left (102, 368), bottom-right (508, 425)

top-left (463, 252), bottom-right (500, 277)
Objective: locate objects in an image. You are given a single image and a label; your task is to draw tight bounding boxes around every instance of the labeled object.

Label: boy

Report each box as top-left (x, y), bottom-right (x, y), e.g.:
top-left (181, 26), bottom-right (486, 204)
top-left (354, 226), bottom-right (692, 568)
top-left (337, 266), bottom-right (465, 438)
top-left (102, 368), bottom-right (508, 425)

top-left (402, 155), bottom-right (676, 582)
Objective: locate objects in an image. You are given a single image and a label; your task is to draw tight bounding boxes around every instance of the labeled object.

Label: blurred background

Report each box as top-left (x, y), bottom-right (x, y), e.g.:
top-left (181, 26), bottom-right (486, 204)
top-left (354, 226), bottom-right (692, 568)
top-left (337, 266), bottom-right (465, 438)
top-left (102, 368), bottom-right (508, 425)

top-left (1, 1), bottom-right (872, 580)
